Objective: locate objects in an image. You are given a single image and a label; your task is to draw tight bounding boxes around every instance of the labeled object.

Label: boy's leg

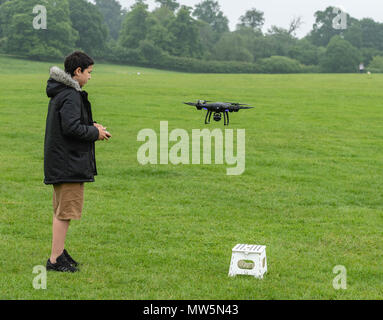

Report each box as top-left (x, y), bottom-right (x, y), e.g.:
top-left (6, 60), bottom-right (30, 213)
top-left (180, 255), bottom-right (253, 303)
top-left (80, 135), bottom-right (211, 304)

top-left (50, 217), bottom-right (70, 263)
top-left (50, 182), bottom-right (84, 264)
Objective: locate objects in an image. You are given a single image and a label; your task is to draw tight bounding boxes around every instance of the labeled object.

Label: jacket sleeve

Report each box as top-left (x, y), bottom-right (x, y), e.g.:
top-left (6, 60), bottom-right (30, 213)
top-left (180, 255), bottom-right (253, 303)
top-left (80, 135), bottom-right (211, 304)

top-left (59, 91), bottom-right (99, 142)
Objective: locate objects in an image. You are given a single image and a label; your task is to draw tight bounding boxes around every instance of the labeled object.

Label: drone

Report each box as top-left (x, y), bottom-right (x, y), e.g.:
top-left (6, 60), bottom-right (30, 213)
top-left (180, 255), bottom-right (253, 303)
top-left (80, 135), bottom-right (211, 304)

top-left (184, 100), bottom-right (254, 125)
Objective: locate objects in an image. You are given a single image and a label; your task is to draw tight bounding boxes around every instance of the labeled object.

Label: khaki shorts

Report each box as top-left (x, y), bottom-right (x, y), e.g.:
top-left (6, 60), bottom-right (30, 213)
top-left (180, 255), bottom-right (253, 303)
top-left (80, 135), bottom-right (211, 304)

top-left (53, 183), bottom-right (84, 220)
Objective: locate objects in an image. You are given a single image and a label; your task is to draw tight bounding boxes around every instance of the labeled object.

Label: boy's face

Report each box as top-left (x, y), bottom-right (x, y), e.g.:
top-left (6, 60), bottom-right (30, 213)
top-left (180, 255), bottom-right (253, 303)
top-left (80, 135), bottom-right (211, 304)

top-left (73, 65), bottom-right (93, 87)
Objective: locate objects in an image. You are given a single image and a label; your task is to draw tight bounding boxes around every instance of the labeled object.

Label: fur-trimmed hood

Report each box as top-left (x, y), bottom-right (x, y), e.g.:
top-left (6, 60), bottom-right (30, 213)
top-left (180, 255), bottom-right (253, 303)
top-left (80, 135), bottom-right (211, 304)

top-left (46, 66), bottom-right (82, 98)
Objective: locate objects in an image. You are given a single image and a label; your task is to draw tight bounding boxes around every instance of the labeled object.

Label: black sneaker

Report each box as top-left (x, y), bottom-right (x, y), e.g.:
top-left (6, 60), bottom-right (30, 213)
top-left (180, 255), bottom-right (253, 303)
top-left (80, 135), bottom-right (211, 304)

top-left (46, 252), bottom-right (79, 273)
top-left (63, 249), bottom-right (79, 267)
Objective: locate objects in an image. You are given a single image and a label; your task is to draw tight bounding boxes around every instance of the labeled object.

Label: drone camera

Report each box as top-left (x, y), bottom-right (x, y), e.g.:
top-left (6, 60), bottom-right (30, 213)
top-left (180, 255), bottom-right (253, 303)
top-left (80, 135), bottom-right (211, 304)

top-left (213, 112), bottom-right (222, 122)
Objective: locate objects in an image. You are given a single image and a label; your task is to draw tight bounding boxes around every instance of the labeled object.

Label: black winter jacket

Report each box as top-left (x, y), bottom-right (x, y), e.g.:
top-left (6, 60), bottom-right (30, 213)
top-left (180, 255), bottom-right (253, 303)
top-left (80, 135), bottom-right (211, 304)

top-left (44, 66), bottom-right (99, 185)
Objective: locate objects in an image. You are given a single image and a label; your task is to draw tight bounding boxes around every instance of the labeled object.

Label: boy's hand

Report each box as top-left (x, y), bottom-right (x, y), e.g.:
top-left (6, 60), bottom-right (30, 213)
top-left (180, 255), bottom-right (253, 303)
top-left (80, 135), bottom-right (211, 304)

top-left (94, 123), bottom-right (112, 141)
top-left (93, 123), bottom-right (104, 130)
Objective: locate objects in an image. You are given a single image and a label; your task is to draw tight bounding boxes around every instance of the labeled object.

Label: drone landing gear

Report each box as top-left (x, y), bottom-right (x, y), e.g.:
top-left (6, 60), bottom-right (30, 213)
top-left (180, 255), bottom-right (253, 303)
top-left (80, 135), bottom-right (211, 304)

top-left (205, 110), bottom-right (213, 124)
top-left (223, 111), bottom-right (229, 126)
top-left (205, 111), bottom-right (230, 125)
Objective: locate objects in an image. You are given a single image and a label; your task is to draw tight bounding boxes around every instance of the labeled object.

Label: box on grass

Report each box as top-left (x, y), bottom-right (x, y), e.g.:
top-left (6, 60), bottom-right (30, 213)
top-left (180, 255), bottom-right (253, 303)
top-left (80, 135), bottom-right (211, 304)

top-left (228, 244), bottom-right (267, 279)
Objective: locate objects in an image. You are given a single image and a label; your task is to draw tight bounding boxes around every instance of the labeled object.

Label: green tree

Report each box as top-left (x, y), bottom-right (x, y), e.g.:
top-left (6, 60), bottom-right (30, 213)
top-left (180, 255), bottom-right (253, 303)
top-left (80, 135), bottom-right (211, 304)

top-left (167, 6), bottom-right (202, 58)
top-left (151, 5), bottom-right (175, 26)
top-left (94, 0), bottom-right (126, 40)
top-left (308, 6), bottom-right (353, 47)
top-left (237, 8), bottom-right (265, 31)
top-left (211, 32), bottom-right (253, 62)
top-left (119, 2), bottom-right (149, 49)
top-left (138, 39), bottom-right (163, 64)
top-left (332, 17), bottom-right (383, 52)
top-left (234, 27), bottom-right (263, 60)
top-left (146, 14), bottom-right (175, 54)
top-left (192, 0), bottom-right (228, 50)
top-left (195, 20), bottom-right (216, 59)
top-left (359, 18), bottom-right (383, 51)
top-left (0, 2), bottom-right (4, 42)
top-left (193, 0), bottom-right (229, 34)
top-left (368, 55), bottom-right (383, 72)
top-left (68, 0), bottom-right (108, 57)
top-left (265, 26), bottom-right (298, 57)
top-left (0, 0), bottom-right (78, 59)
top-left (320, 36), bottom-right (361, 72)
top-left (288, 39), bottom-right (321, 65)
top-left (251, 35), bottom-right (275, 60)
top-left (343, 21), bottom-right (363, 48)
top-left (154, 0), bottom-right (179, 12)
top-left (360, 47), bottom-right (382, 66)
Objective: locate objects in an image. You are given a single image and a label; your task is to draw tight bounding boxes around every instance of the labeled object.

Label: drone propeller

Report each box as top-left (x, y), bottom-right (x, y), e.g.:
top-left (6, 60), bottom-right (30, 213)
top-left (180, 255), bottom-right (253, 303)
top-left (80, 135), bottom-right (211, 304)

top-left (221, 102), bottom-right (252, 107)
top-left (185, 100), bottom-right (213, 105)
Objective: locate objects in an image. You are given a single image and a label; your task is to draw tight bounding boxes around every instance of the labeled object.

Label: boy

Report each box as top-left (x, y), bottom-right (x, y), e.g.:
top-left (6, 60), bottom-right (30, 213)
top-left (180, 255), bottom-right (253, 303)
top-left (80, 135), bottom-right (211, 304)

top-left (44, 51), bottom-right (111, 272)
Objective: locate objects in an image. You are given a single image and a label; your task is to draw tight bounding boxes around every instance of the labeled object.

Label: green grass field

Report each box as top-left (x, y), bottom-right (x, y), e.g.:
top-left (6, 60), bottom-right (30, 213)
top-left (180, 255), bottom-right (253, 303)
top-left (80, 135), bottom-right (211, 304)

top-left (0, 54), bottom-right (382, 299)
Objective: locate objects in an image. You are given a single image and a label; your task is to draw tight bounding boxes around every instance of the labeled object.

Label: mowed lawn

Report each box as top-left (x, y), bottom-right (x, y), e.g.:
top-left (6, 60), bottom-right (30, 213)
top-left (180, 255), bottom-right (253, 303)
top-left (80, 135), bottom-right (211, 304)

top-left (0, 54), bottom-right (382, 300)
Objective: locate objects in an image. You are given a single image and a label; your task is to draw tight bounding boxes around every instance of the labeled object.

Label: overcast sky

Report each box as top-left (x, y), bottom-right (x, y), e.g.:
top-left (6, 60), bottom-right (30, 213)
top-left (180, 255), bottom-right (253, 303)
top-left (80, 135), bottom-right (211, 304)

top-left (117, 0), bottom-right (383, 38)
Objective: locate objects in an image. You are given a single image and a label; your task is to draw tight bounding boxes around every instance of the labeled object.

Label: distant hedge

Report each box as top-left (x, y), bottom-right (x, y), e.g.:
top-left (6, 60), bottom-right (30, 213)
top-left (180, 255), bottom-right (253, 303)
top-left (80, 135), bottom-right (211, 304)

top-left (257, 56), bottom-right (305, 73)
top-left (105, 44), bottom-right (312, 74)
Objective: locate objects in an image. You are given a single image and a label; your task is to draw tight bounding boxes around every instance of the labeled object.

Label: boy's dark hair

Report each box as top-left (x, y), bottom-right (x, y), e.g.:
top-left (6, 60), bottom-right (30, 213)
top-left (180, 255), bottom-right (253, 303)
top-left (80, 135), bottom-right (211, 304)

top-left (64, 51), bottom-right (94, 76)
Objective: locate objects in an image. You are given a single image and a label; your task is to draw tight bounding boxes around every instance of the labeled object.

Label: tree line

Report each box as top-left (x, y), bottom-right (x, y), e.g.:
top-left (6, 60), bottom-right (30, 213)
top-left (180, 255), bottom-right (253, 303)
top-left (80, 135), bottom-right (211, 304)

top-left (1, 0), bottom-right (383, 73)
